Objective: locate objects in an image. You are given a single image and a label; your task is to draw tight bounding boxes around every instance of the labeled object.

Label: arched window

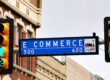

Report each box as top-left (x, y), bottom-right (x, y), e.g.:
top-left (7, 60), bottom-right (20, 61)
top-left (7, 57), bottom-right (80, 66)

top-left (25, 30), bottom-right (32, 70)
top-left (27, 30), bottom-right (32, 39)
top-left (15, 24), bottom-right (22, 65)
top-left (15, 24), bottom-right (22, 46)
top-left (15, 23), bottom-right (25, 66)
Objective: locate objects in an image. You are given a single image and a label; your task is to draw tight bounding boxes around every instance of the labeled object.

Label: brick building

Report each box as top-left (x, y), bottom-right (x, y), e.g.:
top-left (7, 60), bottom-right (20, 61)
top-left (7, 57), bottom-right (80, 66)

top-left (0, 0), bottom-right (105, 80)
top-left (0, 0), bottom-right (42, 80)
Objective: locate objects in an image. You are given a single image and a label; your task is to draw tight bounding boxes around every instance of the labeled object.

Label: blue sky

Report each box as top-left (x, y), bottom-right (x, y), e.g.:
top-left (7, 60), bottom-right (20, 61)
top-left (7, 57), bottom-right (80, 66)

top-left (37, 0), bottom-right (110, 80)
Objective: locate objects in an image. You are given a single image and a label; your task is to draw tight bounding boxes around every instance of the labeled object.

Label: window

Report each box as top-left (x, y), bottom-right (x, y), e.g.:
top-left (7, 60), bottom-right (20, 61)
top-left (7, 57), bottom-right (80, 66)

top-left (25, 30), bottom-right (32, 70)
top-left (15, 26), bottom-right (19, 46)
top-left (27, 30), bottom-right (32, 39)
top-left (15, 24), bottom-right (22, 46)
top-left (15, 24), bottom-right (22, 65)
top-left (16, 52), bottom-right (19, 65)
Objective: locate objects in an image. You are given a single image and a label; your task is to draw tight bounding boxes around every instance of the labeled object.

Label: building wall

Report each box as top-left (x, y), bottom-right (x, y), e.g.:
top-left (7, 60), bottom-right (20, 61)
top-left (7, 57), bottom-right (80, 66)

top-left (66, 57), bottom-right (104, 80)
top-left (36, 56), bottom-right (66, 80)
top-left (0, 1), bottom-right (67, 80)
top-left (66, 57), bottom-right (91, 80)
top-left (0, 0), bottom-right (104, 80)
top-left (91, 75), bottom-right (104, 80)
top-left (10, 70), bottom-right (35, 80)
top-left (2, 0), bottom-right (42, 25)
top-left (0, 0), bottom-right (42, 80)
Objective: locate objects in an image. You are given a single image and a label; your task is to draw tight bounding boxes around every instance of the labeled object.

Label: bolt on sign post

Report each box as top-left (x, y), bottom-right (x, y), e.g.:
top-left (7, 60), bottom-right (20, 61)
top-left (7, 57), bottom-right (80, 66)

top-left (0, 19), bottom-right (14, 74)
top-left (104, 17), bottom-right (110, 62)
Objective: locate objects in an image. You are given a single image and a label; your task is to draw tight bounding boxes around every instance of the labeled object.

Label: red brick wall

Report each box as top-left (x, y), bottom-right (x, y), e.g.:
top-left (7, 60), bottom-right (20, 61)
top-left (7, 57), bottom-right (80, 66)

top-left (2, 69), bottom-right (35, 80)
top-left (31, 57), bottom-right (36, 72)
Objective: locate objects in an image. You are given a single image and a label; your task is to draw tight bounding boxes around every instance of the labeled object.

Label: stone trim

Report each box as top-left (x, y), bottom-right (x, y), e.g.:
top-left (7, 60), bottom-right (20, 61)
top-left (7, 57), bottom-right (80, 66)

top-left (0, 0), bottom-right (41, 28)
top-left (37, 64), bottom-right (65, 80)
top-left (14, 64), bottom-right (41, 80)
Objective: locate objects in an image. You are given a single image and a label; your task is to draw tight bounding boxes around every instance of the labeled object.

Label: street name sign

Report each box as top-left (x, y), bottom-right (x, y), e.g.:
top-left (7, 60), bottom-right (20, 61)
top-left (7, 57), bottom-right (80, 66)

top-left (19, 36), bottom-right (99, 56)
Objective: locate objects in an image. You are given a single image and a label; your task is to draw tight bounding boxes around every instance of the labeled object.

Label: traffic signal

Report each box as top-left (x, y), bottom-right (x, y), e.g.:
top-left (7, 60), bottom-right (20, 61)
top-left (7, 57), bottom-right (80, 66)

top-left (104, 17), bottom-right (110, 62)
top-left (0, 19), bottom-right (13, 74)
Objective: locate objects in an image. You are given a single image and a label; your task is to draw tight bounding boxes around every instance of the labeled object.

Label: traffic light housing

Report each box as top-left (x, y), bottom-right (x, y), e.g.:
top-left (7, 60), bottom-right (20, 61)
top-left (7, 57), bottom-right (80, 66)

top-left (0, 19), bottom-right (13, 74)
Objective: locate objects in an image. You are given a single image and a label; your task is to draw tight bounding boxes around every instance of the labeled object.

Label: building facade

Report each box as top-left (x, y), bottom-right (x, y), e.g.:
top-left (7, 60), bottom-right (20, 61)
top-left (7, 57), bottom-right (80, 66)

top-left (66, 57), bottom-right (104, 80)
top-left (90, 74), bottom-right (104, 80)
top-left (0, 0), bottom-right (42, 80)
top-left (66, 57), bottom-right (91, 80)
top-left (36, 56), bottom-right (66, 80)
top-left (0, 0), bottom-right (105, 80)
top-left (0, 1), bottom-right (66, 80)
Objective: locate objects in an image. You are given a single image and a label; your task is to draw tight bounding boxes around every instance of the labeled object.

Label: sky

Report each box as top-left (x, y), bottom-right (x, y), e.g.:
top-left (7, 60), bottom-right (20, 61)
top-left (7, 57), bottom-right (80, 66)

top-left (37, 0), bottom-right (110, 80)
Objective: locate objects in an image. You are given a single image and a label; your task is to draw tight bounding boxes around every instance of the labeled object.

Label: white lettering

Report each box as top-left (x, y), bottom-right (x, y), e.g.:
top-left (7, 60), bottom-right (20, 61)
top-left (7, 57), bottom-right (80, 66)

top-left (72, 40), bottom-right (76, 46)
top-left (46, 41), bottom-right (51, 47)
top-left (23, 42), bottom-right (27, 48)
top-left (80, 48), bottom-right (83, 52)
top-left (39, 41), bottom-right (44, 47)
top-left (76, 48), bottom-right (79, 52)
top-left (79, 40), bottom-right (83, 46)
top-left (66, 40), bottom-right (71, 46)
top-left (72, 47), bottom-right (83, 53)
top-left (53, 41), bottom-right (58, 47)
top-left (60, 40), bottom-right (64, 47)
top-left (34, 41), bottom-right (38, 47)
top-left (33, 39), bottom-right (83, 48)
